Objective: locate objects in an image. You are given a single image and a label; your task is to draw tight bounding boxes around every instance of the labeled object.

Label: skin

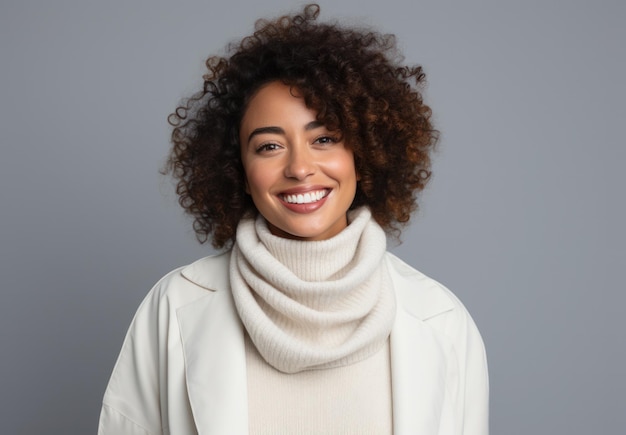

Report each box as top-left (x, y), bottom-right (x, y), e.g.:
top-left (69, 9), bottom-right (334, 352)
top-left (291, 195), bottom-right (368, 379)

top-left (239, 81), bottom-right (358, 241)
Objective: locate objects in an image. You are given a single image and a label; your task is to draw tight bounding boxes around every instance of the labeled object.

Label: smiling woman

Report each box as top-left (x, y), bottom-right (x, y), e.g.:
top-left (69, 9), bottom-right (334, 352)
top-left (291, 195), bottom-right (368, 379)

top-left (99, 4), bottom-right (489, 434)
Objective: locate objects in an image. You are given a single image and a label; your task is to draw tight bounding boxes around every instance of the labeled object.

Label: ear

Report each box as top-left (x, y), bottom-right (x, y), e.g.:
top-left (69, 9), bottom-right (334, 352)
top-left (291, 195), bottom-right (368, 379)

top-left (244, 176), bottom-right (250, 194)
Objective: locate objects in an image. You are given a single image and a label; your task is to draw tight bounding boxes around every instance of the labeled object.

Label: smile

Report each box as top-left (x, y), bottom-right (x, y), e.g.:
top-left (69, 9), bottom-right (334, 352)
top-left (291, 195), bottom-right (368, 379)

top-left (280, 189), bottom-right (329, 204)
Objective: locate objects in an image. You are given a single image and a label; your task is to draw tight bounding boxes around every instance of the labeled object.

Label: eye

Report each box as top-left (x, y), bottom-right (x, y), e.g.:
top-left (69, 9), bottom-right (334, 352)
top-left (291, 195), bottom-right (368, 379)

top-left (313, 135), bottom-right (339, 145)
top-left (255, 142), bottom-right (282, 153)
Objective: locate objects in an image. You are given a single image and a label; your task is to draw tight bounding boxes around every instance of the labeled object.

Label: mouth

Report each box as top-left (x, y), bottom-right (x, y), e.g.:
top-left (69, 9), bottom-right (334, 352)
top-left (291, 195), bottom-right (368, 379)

top-left (280, 189), bottom-right (330, 204)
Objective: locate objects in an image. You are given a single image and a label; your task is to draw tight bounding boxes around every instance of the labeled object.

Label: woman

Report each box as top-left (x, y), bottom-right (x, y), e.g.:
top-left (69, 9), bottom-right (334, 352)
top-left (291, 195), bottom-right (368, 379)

top-left (99, 5), bottom-right (488, 434)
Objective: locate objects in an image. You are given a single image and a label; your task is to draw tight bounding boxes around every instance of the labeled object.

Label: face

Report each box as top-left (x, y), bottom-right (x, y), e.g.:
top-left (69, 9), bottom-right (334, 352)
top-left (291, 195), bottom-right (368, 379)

top-left (240, 81), bottom-right (357, 241)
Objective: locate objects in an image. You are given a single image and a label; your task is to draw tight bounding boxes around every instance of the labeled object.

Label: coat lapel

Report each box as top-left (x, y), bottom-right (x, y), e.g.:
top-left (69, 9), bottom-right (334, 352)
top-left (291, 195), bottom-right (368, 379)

top-left (390, 308), bottom-right (448, 433)
top-left (387, 253), bottom-right (455, 434)
top-left (177, 254), bottom-right (249, 435)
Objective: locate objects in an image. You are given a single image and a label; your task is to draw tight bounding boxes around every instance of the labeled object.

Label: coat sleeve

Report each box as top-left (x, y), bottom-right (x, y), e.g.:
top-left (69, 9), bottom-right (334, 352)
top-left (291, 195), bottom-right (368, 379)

top-left (98, 283), bottom-right (166, 435)
top-left (458, 309), bottom-right (489, 435)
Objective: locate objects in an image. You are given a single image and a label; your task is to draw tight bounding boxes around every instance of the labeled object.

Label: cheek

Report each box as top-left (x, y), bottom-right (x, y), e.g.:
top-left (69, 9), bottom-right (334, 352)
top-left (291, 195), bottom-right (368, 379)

top-left (244, 162), bottom-right (273, 196)
top-left (326, 152), bottom-right (357, 184)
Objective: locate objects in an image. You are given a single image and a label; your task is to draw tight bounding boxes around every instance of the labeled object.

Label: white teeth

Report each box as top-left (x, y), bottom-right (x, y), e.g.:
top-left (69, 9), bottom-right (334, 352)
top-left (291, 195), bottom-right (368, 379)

top-left (282, 190), bottom-right (328, 204)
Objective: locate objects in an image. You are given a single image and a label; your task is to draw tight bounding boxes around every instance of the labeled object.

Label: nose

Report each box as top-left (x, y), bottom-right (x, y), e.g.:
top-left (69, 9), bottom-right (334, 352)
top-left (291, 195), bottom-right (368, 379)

top-left (284, 144), bottom-right (315, 180)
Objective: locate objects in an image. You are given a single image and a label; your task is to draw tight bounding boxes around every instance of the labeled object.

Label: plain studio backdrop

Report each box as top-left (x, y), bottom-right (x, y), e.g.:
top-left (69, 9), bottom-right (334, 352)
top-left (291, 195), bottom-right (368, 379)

top-left (1, 0), bottom-right (624, 433)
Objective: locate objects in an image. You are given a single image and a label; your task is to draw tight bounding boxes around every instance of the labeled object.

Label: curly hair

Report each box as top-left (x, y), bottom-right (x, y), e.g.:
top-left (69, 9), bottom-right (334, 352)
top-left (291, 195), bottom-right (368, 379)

top-left (165, 4), bottom-right (438, 249)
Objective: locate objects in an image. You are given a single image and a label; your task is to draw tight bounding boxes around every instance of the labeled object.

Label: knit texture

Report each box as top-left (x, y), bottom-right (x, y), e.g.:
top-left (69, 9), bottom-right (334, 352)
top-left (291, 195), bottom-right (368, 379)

top-left (245, 333), bottom-right (393, 434)
top-left (230, 207), bottom-right (396, 374)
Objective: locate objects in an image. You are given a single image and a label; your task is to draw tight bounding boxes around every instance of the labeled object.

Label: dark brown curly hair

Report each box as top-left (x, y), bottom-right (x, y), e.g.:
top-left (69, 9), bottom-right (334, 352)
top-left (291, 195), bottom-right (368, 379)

top-left (165, 4), bottom-right (438, 249)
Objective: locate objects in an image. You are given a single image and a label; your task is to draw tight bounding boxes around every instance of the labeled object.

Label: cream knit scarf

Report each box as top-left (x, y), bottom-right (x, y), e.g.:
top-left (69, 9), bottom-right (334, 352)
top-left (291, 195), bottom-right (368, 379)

top-left (230, 207), bottom-right (396, 374)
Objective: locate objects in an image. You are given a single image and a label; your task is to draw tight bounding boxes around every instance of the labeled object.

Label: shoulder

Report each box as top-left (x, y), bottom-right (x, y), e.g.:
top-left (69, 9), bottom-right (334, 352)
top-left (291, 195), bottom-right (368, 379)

top-left (385, 253), bottom-right (489, 431)
top-left (101, 252), bottom-right (233, 433)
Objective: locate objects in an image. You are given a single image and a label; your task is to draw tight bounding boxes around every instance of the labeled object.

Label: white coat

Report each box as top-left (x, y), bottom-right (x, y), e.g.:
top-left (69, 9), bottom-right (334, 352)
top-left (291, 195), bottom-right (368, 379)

top-left (98, 251), bottom-right (489, 434)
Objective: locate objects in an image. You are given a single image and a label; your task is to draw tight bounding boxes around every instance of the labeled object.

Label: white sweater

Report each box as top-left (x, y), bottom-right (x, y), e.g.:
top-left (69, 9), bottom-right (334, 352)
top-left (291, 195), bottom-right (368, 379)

top-left (230, 208), bottom-right (395, 434)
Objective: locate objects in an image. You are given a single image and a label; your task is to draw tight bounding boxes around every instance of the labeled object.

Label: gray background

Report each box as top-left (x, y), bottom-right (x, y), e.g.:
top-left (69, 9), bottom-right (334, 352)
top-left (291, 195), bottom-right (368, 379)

top-left (1, 0), bottom-right (624, 433)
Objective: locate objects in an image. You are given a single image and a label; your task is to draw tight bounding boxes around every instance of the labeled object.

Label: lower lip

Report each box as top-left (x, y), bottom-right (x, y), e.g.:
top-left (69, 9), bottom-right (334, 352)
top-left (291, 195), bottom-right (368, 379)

top-left (279, 193), bottom-right (329, 213)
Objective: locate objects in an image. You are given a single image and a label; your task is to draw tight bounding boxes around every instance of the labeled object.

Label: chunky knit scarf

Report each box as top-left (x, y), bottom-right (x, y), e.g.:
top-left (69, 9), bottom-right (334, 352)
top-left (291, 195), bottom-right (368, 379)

top-left (230, 207), bottom-right (396, 374)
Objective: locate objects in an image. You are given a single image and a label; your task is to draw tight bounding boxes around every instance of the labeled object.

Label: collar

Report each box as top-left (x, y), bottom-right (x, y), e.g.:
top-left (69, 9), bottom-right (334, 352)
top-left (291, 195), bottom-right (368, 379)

top-left (384, 252), bottom-right (455, 320)
top-left (181, 250), bottom-right (231, 292)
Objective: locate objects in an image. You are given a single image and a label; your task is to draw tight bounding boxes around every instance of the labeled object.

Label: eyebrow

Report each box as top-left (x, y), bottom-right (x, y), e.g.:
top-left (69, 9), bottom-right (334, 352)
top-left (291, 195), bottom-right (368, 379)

top-left (247, 121), bottom-right (324, 143)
